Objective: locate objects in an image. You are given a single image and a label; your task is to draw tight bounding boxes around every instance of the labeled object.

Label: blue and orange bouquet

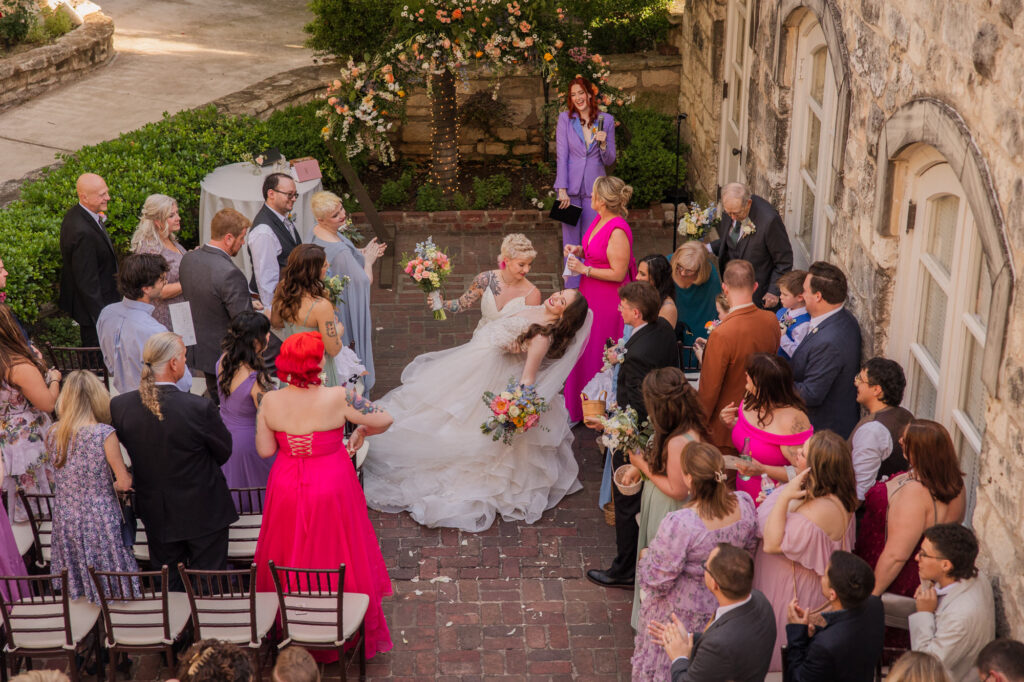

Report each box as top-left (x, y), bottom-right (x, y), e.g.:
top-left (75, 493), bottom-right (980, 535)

top-left (481, 379), bottom-right (549, 445)
top-left (401, 236), bottom-right (453, 320)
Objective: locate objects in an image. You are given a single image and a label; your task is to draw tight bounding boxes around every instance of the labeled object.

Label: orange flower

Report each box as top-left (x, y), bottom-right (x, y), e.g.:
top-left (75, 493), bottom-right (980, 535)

top-left (452, 8), bottom-right (463, 19)
top-left (543, 52), bottom-right (553, 61)
top-left (475, 50), bottom-right (484, 58)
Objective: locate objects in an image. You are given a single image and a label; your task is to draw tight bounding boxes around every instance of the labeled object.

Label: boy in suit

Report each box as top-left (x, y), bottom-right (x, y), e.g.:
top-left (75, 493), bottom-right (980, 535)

top-left (649, 543), bottom-right (776, 682)
top-left (586, 282), bottom-right (676, 589)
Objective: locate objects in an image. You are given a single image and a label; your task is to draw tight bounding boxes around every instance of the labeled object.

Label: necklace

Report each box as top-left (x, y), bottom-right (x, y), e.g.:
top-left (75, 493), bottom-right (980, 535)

top-left (497, 269), bottom-right (515, 288)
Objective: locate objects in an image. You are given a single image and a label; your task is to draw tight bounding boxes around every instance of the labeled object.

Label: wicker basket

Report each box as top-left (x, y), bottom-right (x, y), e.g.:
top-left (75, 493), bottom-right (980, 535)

top-left (602, 500), bottom-right (616, 526)
top-left (614, 465), bottom-right (643, 496)
top-left (580, 390), bottom-right (607, 419)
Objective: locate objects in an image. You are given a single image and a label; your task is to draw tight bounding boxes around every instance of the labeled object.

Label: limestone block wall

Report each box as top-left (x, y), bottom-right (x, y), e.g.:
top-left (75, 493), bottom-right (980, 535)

top-left (394, 54), bottom-right (683, 161)
top-left (730, 0), bottom-right (1024, 634)
top-left (0, 13), bottom-right (114, 114)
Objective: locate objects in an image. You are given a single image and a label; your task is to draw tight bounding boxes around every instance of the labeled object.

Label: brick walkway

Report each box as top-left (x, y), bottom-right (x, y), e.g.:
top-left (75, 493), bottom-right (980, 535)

top-left (38, 218), bottom-right (677, 681)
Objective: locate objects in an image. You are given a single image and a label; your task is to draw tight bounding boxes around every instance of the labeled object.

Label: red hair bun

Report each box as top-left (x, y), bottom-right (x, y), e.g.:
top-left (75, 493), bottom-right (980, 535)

top-left (276, 331), bottom-right (325, 388)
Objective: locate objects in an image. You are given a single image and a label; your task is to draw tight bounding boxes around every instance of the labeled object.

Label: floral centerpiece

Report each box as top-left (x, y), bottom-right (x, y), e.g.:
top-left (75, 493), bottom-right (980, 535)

top-left (322, 274), bottom-right (350, 306)
top-left (401, 236), bottom-right (453, 320)
top-left (481, 379), bottom-right (549, 445)
top-left (678, 201), bottom-right (720, 241)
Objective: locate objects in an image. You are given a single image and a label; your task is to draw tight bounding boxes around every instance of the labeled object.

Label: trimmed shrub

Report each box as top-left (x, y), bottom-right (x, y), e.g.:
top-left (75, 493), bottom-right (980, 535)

top-left (611, 105), bottom-right (683, 208)
top-left (472, 174), bottom-right (512, 210)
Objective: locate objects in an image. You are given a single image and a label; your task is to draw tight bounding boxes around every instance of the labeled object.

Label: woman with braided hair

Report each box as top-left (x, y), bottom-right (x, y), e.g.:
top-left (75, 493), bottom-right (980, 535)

top-left (174, 639), bottom-right (254, 682)
top-left (631, 442), bottom-right (759, 681)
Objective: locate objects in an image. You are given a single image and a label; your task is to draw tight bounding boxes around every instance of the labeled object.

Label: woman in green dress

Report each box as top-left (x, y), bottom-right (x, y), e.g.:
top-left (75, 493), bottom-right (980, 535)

top-left (271, 244), bottom-right (343, 387)
top-left (671, 241), bottom-right (722, 366)
top-left (626, 366), bottom-right (709, 627)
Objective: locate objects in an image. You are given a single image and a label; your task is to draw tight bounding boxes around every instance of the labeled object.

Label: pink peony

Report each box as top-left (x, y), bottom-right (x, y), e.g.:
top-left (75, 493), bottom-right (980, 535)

top-left (491, 397), bottom-right (511, 415)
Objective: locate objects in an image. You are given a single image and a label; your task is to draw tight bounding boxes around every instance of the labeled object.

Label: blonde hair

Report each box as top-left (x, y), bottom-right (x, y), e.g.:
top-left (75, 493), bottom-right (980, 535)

top-left (130, 194), bottom-right (178, 253)
top-left (499, 233), bottom-right (537, 266)
top-left (671, 241), bottom-right (713, 286)
top-left (310, 190), bottom-right (343, 221)
top-left (51, 371), bottom-right (111, 468)
top-left (885, 651), bottom-right (953, 682)
top-left (10, 672), bottom-right (71, 682)
top-left (591, 176), bottom-right (633, 217)
top-left (140, 332), bottom-right (183, 420)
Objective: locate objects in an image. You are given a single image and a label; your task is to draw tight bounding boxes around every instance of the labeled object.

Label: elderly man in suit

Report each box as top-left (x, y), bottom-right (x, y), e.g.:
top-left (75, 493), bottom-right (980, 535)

top-left (179, 208), bottom-right (253, 386)
top-left (586, 282), bottom-right (677, 590)
top-left (649, 543), bottom-right (775, 682)
top-left (110, 332), bottom-right (237, 592)
top-left (909, 524), bottom-right (995, 682)
top-left (788, 261), bottom-right (862, 438)
top-left (716, 182), bottom-right (794, 310)
top-left (697, 259), bottom-right (781, 449)
top-left (58, 173), bottom-right (120, 346)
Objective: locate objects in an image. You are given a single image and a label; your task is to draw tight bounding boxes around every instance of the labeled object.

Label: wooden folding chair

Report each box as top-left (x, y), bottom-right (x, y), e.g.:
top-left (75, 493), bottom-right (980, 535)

top-left (227, 488), bottom-right (265, 565)
top-left (268, 562), bottom-right (368, 681)
top-left (16, 491), bottom-right (54, 570)
top-left (43, 344), bottom-right (110, 391)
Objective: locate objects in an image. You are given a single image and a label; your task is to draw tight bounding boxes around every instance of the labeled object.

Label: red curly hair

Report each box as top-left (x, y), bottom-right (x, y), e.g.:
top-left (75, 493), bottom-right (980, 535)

top-left (565, 75), bottom-right (600, 125)
top-left (277, 331), bottom-right (325, 388)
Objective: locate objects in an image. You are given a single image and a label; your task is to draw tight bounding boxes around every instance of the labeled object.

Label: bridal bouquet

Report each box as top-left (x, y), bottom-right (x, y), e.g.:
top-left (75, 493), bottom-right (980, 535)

top-left (677, 202), bottom-right (720, 241)
top-left (596, 405), bottom-right (652, 455)
top-left (401, 236), bottom-right (453, 320)
top-left (322, 274), bottom-right (350, 306)
top-left (481, 379), bottom-right (549, 445)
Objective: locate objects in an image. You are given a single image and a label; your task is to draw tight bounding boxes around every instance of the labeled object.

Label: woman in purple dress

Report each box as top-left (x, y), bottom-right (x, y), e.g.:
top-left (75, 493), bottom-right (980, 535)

top-left (130, 194), bottom-right (186, 329)
top-left (217, 312), bottom-right (276, 499)
top-left (49, 371), bottom-right (138, 603)
top-left (632, 442), bottom-right (758, 681)
top-left (554, 75), bottom-right (616, 288)
top-left (563, 176), bottom-right (636, 422)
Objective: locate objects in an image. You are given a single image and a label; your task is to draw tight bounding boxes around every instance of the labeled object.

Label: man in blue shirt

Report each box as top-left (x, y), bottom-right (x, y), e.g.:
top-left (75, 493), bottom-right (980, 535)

top-left (98, 253), bottom-right (192, 394)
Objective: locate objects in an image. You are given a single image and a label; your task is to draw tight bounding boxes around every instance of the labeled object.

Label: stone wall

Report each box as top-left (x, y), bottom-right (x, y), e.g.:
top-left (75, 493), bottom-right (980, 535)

top-left (0, 13), bottom-right (114, 114)
top-left (669, 0), bottom-right (727, 203)
top-left (718, 0), bottom-right (1024, 634)
top-left (396, 54), bottom-right (682, 160)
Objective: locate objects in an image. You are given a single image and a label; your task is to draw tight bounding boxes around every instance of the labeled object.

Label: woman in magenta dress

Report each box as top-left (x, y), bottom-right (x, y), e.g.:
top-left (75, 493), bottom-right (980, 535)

top-left (563, 176), bottom-right (637, 422)
top-left (253, 332), bottom-right (395, 661)
top-left (720, 353), bottom-right (813, 503)
top-left (554, 75), bottom-right (616, 288)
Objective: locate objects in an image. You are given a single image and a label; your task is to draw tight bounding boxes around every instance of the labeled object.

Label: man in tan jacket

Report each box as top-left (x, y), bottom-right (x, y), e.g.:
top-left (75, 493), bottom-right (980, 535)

top-left (697, 259), bottom-right (781, 449)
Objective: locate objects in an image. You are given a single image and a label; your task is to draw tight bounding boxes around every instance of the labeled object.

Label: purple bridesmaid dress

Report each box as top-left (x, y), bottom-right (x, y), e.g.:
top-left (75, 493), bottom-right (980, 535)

top-left (217, 366), bottom-right (274, 504)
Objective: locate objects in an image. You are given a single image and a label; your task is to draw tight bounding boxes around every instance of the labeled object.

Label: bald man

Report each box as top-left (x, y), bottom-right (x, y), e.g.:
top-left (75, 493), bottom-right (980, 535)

top-left (58, 173), bottom-right (120, 346)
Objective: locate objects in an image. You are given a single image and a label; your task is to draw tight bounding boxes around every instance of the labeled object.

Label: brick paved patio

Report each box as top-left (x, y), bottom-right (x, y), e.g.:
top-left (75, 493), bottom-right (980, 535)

top-left (32, 214), bottom-right (678, 681)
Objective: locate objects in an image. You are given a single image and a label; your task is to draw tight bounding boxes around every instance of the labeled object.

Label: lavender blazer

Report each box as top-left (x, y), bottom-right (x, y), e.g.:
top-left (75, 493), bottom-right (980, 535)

top-left (554, 111), bottom-right (616, 197)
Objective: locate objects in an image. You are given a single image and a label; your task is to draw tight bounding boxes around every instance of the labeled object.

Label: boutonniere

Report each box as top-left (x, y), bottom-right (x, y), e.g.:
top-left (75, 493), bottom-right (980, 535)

top-left (97, 211), bottom-right (107, 224)
top-left (740, 217), bottom-right (756, 237)
top-left (780, 312), bottom-right (795, 332)
top-left (705, 318), bottom-right (723, 333)
top-left (287, 212), bottom-right (296, 223)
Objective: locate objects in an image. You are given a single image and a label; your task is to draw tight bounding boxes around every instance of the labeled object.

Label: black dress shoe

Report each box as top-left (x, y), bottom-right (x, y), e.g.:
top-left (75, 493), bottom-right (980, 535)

top-left (586, 568), bottom-right (634, 589)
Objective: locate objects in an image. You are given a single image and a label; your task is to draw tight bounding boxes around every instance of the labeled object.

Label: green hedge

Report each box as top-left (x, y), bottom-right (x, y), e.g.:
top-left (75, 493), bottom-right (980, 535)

top-left (611, 104), bottom-right (683, 209)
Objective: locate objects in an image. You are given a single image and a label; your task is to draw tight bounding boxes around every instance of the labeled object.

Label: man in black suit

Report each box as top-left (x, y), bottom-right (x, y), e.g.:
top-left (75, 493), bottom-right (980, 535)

top-left (716, 182), bottom-right (794, 310)
top-left (110, 331), bottom-right (238, 591)
top-left (58, 173), bottom-right (120, 346)
top-left (179, 208), bottom-right (254, 382)
top-left (785, 550), bottom-right (884, 681)
top-left (650, 543), bottom-right (775, 682)
top-left (586, 282), bottom-right (677, 589)
top-left (788, 261), bottom-right (863, 438)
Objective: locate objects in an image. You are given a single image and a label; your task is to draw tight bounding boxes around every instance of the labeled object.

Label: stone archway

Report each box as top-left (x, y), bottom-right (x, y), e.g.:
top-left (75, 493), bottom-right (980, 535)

top-left (873, 97), bottom-right (1014, 395)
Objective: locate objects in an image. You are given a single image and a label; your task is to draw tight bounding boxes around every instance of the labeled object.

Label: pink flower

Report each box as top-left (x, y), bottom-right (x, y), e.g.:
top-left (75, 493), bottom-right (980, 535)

top-left (404, 264), bottom-right (413, 274)
top-left (524, 414), bottom-right (539, 429)
top-left (491, 397), bottom-right (511, 415)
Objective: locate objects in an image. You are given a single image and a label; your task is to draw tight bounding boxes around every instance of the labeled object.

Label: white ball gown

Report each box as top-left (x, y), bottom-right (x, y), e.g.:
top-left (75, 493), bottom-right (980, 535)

top-left (364, 289), bottom-right (592, 532)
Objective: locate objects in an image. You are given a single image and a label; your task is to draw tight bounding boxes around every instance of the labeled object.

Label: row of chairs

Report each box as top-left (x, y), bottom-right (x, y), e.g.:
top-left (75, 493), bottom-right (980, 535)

top-left (0, 562), bottom-right (367, 682)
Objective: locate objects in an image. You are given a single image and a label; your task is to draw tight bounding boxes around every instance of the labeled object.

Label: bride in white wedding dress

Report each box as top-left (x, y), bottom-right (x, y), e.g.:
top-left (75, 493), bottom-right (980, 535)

top-left (364, 288), bottom-right (593, 532)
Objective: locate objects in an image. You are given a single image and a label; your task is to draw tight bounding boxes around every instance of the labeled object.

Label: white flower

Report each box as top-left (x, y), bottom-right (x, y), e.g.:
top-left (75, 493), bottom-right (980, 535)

top-left (740, 218), bottom-right (756, 237)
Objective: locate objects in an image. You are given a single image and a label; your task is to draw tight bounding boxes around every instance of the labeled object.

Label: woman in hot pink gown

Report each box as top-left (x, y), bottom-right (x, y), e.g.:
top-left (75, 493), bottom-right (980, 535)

top-left (253, 332), bottom-right (395, 661)
top-left (563, 176), bottom-right (637, 421)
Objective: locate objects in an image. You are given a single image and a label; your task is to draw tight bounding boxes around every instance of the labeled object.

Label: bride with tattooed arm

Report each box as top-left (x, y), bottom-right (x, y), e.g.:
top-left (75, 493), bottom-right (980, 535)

top-left (437, 233), bottom-right (542, 323)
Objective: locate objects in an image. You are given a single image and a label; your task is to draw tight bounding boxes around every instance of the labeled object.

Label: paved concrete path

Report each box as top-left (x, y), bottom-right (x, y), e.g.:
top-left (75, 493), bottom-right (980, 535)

top-left (0, 0), bottom-right (314, 185)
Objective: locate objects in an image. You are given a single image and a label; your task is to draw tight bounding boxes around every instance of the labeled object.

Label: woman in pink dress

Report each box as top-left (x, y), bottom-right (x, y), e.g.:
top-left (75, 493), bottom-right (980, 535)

top-left (752, 430), bottom-right (857, 672)
top-left (563, 176), bottom-right (637, 421)
top-left (253, 332), bottom-right (395, 661)
top-left (720, 353), bottom-right (813, 504)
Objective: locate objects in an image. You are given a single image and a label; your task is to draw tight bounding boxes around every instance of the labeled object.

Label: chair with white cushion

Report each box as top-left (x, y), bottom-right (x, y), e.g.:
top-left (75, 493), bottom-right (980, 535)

top-left (268, 561), bottom-right (368, 681)
top-left (0, 571), bottom-right (103, 682)
top-left (17, 491), bottom-right (54, 570)
top-left (88, 566), bottom-right (190, 681)
top-left (178, 563), bottom-right (278, 670)
top-left (227, 488), bottom-right (264, 565)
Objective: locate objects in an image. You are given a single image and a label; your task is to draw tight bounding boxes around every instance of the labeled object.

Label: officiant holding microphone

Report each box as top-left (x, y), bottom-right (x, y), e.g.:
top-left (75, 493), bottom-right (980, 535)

top-left (554, 75), bottom-right (616, 288)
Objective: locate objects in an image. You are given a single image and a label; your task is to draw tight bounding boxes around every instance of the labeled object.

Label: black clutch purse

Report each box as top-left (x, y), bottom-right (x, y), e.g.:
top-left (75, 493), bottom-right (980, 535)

top-left (549, 202), bottom-right (583, 226)
top-left (117, 494), bottom-right (137, 550)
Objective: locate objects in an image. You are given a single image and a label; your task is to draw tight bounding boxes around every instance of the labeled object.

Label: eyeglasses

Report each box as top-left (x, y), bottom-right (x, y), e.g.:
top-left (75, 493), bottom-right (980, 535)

top-left (853, 374), bottom-right (869, 386)
top-left (674, 264), bottom-right (698, 277)
top-left (271, 189), bottom-right (299, 200)
top-left (700, 559), bottom-right (718, 583)
top-left (916, 549), bottom-right (947, 561)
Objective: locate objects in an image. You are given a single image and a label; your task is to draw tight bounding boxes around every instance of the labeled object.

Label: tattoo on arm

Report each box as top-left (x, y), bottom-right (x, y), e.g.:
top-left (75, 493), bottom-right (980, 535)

top-left (345, 386), bottom-right (382, 414)
top-left (325, 321), bottom-right (338, 338)
top-left (447, 271), bottom-right (494, 314)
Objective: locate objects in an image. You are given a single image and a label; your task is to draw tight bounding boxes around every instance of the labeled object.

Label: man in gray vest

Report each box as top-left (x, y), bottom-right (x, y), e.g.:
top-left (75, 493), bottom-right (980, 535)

top-left (849, 357), bottom-right (914, 503)
top-left (247, 172), bottom-right (301, 316)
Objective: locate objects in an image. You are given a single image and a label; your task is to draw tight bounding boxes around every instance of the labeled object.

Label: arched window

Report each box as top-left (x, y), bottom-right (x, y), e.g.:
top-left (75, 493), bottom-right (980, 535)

top-left (889, 146), bottom-right (990, 513)
top-left (783, 12), bottom-right (837, 267)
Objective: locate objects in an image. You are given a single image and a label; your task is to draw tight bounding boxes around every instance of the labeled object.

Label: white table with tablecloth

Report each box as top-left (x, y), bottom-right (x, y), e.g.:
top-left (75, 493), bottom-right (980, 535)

top-left (198, 162), bottom-right (323, 278)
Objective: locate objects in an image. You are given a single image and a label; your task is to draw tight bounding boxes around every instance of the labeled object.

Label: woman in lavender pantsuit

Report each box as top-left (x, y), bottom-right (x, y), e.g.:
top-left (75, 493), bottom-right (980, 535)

top-left (554, 76), bottom-right (616, 288)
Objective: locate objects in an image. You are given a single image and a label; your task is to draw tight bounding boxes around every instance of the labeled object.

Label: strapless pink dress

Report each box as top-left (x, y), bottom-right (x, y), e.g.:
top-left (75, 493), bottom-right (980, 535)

top-left (254, 428), bottom-right (393, 660)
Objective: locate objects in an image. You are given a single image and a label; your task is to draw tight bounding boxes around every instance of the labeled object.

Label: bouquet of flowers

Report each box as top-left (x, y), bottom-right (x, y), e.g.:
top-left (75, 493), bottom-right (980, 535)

top-left (481, 379), bottom-right (549, 445)
top-left (322, 274), bottom-right (350, 306)
top-left (595, 405), bottom-right (652, 455)
top-left (401, 236), bottom-right (453, 320)
top-left (600, 338), bottom-right (627, 373)
top-left (677, 202), bottom-right (720, 241)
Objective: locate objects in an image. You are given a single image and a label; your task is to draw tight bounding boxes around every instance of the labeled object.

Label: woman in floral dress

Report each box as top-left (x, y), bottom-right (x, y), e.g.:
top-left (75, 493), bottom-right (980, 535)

top-left (48, 371), bottom-right (137, 603)
top-left (0, 304), bottom-right (58, 521)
